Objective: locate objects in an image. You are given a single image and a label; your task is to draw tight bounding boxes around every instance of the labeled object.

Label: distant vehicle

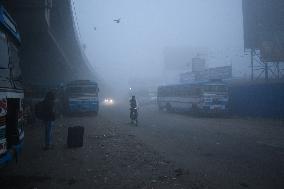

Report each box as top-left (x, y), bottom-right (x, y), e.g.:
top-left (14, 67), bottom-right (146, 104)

top-left (157, 80), bottom-right (229, 113)
top-left (0, 5), bottom-right (24, 166)
top-left (64, 80), bottom-right (99, 114)
top-left (103, 97), bottom-right (114, 105)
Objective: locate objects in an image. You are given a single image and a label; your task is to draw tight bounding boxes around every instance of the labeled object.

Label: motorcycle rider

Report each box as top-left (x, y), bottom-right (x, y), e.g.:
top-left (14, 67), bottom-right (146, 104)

top-left (129, 95), bottom-right (138, 122)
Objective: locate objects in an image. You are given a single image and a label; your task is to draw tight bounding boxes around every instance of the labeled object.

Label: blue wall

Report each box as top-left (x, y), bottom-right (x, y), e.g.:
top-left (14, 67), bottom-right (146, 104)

top-left (229, 82), bottom-right (284, 118)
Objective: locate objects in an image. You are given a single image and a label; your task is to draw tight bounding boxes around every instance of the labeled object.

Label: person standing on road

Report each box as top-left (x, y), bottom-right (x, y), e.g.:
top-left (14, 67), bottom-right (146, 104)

top-left (42, 91), bottom-right (56, 150)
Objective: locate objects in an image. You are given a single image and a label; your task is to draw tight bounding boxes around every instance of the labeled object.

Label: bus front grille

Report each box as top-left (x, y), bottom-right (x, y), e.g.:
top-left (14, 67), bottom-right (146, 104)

top-left (0, 116), bottom-right (6, 126)
top-left (0, 127), bottom-right (5, 139)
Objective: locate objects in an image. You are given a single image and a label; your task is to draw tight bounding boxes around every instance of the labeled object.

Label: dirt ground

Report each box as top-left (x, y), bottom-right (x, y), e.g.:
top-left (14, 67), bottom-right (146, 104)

top-left (0, 115), bottom-right (205, 189)
top-left (1, 104), bottom-right (283, 189)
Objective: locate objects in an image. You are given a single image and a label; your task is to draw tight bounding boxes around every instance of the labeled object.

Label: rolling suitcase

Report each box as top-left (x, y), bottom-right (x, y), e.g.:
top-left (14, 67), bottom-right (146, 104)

top-left (67, 126), bottom-right (84, 148)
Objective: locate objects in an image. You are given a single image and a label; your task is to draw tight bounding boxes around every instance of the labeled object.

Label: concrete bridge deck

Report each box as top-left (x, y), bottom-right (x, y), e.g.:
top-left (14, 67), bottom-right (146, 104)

top-left (0, 0), bottom-right (95, 85)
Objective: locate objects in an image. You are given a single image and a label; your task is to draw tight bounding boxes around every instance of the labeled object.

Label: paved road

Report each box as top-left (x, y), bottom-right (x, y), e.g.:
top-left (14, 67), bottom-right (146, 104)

top-left (101, 102), bottom-right (284, 189)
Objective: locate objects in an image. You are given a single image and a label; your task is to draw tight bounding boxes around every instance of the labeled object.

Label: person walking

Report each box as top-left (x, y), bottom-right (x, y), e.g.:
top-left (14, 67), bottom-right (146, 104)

top-left (42, 91), bottom-right (56, 150)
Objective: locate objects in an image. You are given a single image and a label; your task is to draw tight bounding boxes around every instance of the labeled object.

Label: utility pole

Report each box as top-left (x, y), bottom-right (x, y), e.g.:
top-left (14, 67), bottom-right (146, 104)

top-left (264, 63), bottom-right (268, 81)
top-left (276, 62), bottom-right (280, 79)
top-left (250, 49), bottom-right (254, 80)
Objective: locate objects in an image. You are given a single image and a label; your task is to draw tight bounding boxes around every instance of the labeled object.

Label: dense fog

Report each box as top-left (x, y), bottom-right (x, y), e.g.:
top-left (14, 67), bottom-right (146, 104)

top-left (74, 0), bottom-right (248, 96)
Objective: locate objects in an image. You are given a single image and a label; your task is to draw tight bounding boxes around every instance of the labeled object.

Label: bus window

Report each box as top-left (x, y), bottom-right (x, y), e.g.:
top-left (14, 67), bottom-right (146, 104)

top-left (161, 87), bottom-right (167, 97)
top-left (8, 41), bottom-right (21, 80)
top-left (0, 31), bottom-right (9, 69)
top-left (175, 87), bottom-right (180, 97)
top-left (182, 86), bottom-right (189, 97)
top-left (179, 87), bottom-right (185, 97)
top-left (191, 87), bottom-right (201, 96)
top-left (216, 85), bottom-right (227, 92)
top-left (203, 85), bottom-right (227, 93)
top-left (67, 86), bottom-right (98, 97)
top-left (84, 86), bottom-right (98, 94)
top-left (164, 88), bottom-right (169, 97)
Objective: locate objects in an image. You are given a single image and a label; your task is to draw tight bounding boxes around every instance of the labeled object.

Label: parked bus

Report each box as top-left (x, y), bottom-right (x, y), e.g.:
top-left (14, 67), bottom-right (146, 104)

top-left (63, 80), bottom-right (99, 114)
top-left (0, 5), bottom-right (24, 166)
top-left (157, 80), bottom-right (229, 113)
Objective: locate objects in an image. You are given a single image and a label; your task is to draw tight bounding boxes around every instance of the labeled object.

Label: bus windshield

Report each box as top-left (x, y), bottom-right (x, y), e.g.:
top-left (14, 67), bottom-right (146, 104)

top-left (8, 41), bottom-right (21, 80)
top-left (66, 85), bottom-right (98, 96)
top-left (203, 85), bottom-right (228, 93)
top-left (0, 31), bottom-right (9, 69)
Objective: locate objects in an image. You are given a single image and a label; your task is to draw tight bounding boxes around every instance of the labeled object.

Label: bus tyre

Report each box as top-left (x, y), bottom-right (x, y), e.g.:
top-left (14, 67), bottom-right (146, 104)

top-left (166, 103), bottom-right (172, 112)
top-left (192, 104), bottom-right (198, 114)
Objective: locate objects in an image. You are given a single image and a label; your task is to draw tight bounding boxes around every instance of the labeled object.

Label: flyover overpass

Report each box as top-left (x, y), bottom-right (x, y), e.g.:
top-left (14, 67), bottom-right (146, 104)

top-left (0, 0), bottom-right (95, 85)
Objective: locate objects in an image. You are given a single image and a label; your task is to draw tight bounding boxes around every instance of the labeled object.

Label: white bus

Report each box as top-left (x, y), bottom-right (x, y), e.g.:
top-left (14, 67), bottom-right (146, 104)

top-left (157, 80), bottom-right (229, 113)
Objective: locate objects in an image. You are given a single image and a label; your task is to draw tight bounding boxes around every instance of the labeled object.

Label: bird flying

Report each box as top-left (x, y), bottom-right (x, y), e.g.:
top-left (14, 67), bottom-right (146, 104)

top-left (113, 18), bottom-right (121, 23)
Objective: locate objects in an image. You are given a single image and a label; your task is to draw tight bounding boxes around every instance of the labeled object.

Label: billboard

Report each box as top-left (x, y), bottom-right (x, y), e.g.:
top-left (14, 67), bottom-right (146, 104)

top-left (242, 0), bottom-right (284, 62)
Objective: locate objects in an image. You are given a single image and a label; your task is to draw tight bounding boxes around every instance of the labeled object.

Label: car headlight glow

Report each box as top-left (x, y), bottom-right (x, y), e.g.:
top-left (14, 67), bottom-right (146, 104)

top-left (104, 98), bottom-right (114, 105)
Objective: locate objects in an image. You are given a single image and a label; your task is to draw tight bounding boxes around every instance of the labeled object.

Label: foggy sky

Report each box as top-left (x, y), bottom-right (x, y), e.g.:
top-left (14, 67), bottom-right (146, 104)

top-left (74, 0), bottom-right (248, 89)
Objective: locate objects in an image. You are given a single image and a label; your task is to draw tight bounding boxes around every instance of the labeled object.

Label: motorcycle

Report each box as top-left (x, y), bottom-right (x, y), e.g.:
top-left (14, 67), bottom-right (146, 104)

top-left (130, 107), bottom-right (138, 126)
